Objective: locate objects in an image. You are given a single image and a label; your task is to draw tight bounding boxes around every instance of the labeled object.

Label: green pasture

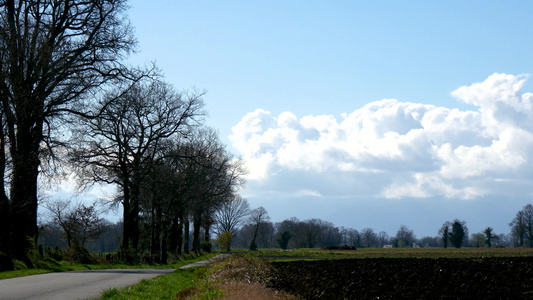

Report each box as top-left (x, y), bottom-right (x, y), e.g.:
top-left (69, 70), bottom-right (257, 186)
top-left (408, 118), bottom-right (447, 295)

top-left (249, 247), bottom-right (533, 261)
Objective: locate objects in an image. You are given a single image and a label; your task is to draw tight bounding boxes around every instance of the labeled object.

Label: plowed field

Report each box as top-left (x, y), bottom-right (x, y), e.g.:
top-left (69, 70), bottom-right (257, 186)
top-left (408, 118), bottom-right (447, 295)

top-left (268, 257), bottom-right (533, 299)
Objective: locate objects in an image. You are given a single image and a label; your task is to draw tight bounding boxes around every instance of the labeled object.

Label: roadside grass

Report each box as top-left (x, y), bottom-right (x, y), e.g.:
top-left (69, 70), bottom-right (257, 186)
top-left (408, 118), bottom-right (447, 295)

top-left (97, 268), bottom-right (197, 300)
top-left (175, 253), bottom-right (301, 300)
top-left (94, 253), bottom-right (301, 300)
top-left (0, 252), bottom-right (216, 280)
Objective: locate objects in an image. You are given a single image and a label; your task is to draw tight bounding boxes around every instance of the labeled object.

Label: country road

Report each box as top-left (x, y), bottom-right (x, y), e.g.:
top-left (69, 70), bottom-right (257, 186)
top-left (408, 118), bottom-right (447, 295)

top-left (0, 268), bottom-right (175, 300)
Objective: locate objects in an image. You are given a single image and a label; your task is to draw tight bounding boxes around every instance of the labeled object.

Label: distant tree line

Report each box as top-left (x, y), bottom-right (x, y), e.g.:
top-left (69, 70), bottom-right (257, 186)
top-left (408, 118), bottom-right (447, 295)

top-left (213, 202), bottom-right (533, 251)
top-left (37, 200), bottom-right (533, 258)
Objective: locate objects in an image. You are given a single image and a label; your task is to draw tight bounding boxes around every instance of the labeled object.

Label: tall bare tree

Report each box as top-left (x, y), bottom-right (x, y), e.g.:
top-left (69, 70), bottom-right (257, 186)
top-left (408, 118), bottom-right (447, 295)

top-left (73, 77), bottom-right (204, 258)
top-left (248, 207), bottom-right (269, 251)
top-left (214, 196), bottom-right (250, 235)
top-left (395, 225), bottom-right (416, 248)
top-left (361, 227), bottom-right (378, 248)
top-left (510, 204), bottom-right (533, 247)
top-left (167, 128), bottom-right (246, 253)
top-left (0, 0), bottom-right (135, 266)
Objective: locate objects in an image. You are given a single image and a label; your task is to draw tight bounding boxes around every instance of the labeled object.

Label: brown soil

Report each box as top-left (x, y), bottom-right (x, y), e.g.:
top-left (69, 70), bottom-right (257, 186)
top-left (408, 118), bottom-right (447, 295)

top-left (268, 257), bottom-right (533, 299)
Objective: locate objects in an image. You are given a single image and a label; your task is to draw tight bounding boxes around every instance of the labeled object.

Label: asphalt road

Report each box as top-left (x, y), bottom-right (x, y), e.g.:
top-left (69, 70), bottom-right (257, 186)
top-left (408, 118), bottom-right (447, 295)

top-left (0, 268), bottom-right (175, 300)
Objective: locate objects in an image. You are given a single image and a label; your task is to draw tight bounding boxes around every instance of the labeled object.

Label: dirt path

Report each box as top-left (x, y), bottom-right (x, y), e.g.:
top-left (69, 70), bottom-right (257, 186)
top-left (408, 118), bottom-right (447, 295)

top-left (179, 254), bottom-right (230, 269)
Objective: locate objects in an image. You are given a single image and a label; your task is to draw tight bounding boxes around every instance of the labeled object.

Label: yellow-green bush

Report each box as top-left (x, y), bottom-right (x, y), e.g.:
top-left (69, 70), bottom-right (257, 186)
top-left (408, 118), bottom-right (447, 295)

top-left (216, 232), bottom-right (233, 253)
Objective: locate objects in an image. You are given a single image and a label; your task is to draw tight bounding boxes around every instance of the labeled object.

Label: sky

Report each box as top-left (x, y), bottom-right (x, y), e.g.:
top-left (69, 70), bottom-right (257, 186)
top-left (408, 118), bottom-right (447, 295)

top-left (66, 1), bottom-right (533, 238)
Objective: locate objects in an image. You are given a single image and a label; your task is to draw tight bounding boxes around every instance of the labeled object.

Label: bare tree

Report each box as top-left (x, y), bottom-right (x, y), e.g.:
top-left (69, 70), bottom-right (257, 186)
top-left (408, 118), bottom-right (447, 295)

top-left (0, 0), bottom-right (135, 266)
top-left (470, 233), bottom-right (485, 248)
top-left (378, 231), bottom-right (390, 248)
top-left (395, 225), bottom-right (416, 248)
top-left (248, 207), bottom-right (269, 250)
top-left (346, 228), bottom-right (361, 248)
top-left (510, 204), bottom-right (533, 247)
top-left (181, 129), bottom-right (246, 253)
top-left (215, 196), bottom-right (250, 235)
top-left (360, 228), bottom-right (377, 248)
top-left (73, 77), bottom-right (204, 257)
top-left (44, 200), bottom-right (108, 247)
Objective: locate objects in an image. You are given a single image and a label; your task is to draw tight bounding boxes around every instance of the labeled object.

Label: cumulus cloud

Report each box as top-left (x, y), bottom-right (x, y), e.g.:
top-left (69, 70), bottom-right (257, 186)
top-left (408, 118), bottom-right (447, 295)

top-left (230, 73), bottom-right (533, 200)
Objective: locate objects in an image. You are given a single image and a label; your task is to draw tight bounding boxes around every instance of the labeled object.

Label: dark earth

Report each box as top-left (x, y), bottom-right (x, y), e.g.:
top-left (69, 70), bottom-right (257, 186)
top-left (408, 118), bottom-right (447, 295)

top-left (268, 257), bottom-right (533, 299)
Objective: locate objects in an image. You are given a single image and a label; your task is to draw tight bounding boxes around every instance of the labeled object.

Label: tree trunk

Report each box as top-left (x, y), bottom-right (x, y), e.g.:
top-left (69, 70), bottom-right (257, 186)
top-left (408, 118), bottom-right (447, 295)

top-left (121, 165), bottom-right (131, 251)
top-left (168, 217), bottom-right (180, 256)
top-left (443, 228), bottom-right (448, 249)
top-left (528, 221), bottom-right (533, 248)
top-left (0, 187), bottom-right (12, 270)
top-left (0, 123), bottom-right (12, 270)
top-left (160, 229), bottom-right (167, 264)
top-left (151, 203), bottom-right (161, 263)
top-left (192, 213), bottom-right (202, 253)
top-left (203, 223), bottom-right (211, 252)
top-left (204, 224), bottom-right (210, 243)
top-left (177, 218), bottom-right (183, 256)
top-left (250, 223), bottom-right (260, 250)
top-left (10, 128), bottom-right (41, 266)
top-left (184, 219), bottom-right (190, 254)
top-left (130, 178), bottom-right (141, 253)
top-left (121, 170), bottom-right (140, 263)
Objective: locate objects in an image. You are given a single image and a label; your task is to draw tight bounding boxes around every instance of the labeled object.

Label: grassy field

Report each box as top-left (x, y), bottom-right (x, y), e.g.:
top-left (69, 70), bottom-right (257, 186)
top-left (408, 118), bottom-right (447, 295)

top-left (250, 246), bottom-right (533, 261)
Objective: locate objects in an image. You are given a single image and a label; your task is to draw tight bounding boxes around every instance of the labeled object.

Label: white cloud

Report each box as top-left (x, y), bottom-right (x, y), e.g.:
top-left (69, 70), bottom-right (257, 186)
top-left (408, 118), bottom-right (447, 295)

top-left (231, 73), bottom-right (533, 200)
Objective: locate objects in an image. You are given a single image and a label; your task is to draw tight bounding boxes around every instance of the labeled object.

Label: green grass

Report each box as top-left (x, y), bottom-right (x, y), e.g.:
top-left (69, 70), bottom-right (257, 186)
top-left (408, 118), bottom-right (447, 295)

top-left (96, 268), bottom-right (198, 300)
top-left (250, 247), bottom-right (533, 261)
top-left (0, 252), bottom-right (216, 280)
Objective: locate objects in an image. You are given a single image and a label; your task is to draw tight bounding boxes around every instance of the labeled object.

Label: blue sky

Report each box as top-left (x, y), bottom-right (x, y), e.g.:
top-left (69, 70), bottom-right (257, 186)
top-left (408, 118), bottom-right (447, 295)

top-left (106, 1), bottom-right (533, 238)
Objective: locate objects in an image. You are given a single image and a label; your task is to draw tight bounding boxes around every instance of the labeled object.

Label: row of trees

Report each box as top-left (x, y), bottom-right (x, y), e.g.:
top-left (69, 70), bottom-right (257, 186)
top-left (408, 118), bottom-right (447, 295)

top-left (37, 94), bottom-right (247, 264)
top-left (0, 0), bottom-right (249, 269)
top-left (0, 0), bottom-right (139, 269)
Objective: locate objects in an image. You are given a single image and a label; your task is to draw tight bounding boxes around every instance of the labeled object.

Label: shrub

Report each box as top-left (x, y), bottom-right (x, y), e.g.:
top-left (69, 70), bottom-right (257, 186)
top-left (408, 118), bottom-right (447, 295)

top-left (249, 241), bottom-right (258, 251)
top-left (278, 231), bottom-right (292, 250)
top-left (12, 259), bottom-right (28, 270)
top-left (202, 241), bottom-right (212, 253)
top-left (63, 243), bottom-right (96, 264)
top-left (216, 232), bottom-right (233, 253)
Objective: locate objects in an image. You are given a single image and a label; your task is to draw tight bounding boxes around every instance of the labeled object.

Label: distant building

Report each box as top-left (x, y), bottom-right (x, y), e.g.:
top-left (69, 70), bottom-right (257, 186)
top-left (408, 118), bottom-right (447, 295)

top-left (383, 245), bottom-right (393, 248)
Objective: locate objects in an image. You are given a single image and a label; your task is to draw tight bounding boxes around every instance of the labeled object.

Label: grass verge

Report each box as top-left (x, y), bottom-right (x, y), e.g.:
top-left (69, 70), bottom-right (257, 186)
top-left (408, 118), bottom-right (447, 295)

top-left (176, 254), bottom-right (301, 299)
top-left (0, 252), bottom-right (215, 280)
top-left (97, 268), bottom-right (197, 300)
top-left (93, 253), bottom-right (301, 300)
